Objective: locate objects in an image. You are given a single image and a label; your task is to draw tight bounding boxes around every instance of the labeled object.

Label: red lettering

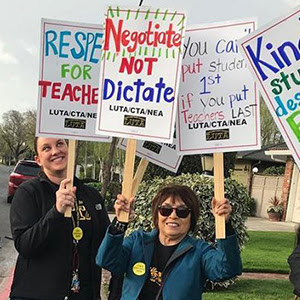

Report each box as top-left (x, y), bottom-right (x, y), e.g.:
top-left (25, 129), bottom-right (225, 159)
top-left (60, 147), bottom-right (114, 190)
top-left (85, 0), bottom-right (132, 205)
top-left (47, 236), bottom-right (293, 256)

top-left (82, 84), bottom-right (91, 104)
top-left (38, 80), bottom-right (97, 105)
top-left (181, 109), bottom-right (189, 123)
top-left (173, 33), bottom-right (182, 47)
top-left (103, 18), bottom-right (182, 53)
top-left (165, 24), bottom-right (176, 48)
top-left (104, 19), bottom-right (122, 52)
top-left (38, 80), bottom-right (52, 97)
top-left (119, 57), bottom-right (158, 75)
top-left (51, 82), bottom-right (61, 99)
top-left (73, 86), bottom-right (81, 101)
top-left (91, 88), bottom-right (98, 104)
top-left (144, 57), bottom-right (158, 75)
top-left (61, 83), bottom-right (74, 101)
top-left (119, 57), bottom-right (135, 74)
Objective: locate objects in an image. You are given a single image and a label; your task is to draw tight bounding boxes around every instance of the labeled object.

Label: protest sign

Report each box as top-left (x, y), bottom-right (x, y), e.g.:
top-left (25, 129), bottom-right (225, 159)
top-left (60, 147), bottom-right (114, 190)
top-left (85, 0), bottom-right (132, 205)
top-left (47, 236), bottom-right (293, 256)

top-left (177, 19), bottom-right (260, 155)
top-left (239, 6), bottom-right (300, 169)
top-left (36, 18), bottom-right (111, 142)
top-left (118, 138), bottom-right (182, 172)
top-left (96, 6), bottom-right (186, 143)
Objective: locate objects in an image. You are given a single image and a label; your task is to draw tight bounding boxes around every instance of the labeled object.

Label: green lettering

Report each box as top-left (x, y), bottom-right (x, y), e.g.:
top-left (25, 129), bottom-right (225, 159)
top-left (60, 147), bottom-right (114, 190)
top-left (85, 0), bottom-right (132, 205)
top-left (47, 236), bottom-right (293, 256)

top-left (287, 110), bottom-right (300, 142)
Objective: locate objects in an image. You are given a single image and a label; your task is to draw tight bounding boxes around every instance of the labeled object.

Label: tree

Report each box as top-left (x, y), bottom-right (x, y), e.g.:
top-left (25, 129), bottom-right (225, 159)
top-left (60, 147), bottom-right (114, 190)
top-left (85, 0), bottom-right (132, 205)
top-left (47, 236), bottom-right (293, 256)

top-left (100, 137), bottom-right (119, 199)
top-left (260, 97), bottom-right (284, 146)
top-left (23, 109), bottom-right (37, 155)
top-left (0, 110), bottom-right (29, 162)
top-left (76, 138), bottom-right (125, 199)
top-left (0, 109), bottom-right (37, 162)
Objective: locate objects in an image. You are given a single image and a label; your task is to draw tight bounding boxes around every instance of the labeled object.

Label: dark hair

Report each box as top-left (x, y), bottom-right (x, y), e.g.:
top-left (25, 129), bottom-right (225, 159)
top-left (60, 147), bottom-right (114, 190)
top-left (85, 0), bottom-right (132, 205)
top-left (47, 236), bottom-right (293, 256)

top-left (34, 137), bottom-right (39, 155)
top-left (151, 185), bottom-right (200, 232)
top-left (295, 225), bottom-right (300, 246)
top-left (34, 137), bottom-right (68, 155)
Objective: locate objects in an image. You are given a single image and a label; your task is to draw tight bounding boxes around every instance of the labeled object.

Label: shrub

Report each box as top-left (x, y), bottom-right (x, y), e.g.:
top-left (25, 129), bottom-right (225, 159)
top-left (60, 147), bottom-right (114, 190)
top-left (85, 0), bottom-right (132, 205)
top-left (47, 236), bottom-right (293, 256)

top-left (263, 165), bottom-right (285, 175)
top-left (247, 197), bottom-right (256, 216)
top-left (128, 173), bottom-right (250, 248)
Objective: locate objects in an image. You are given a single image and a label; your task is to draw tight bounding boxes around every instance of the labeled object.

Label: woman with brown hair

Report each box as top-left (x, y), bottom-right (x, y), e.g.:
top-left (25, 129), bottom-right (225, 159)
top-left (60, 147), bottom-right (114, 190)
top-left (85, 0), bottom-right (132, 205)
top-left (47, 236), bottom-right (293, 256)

top-left (96, 184), bottom-right (242, 300)
top-left (10, 137), bottom-right (110, 300)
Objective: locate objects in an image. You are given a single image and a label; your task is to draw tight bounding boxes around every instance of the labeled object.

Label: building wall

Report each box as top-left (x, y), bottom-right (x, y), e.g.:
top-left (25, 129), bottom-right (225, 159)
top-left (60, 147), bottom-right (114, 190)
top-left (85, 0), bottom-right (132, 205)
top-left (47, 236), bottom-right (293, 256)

top-left (251, 174), bottom-right (284, 218)
top-left (286, 164), bottom-right (300, 223)
top-left (232, 161), bottom-right (251, 188)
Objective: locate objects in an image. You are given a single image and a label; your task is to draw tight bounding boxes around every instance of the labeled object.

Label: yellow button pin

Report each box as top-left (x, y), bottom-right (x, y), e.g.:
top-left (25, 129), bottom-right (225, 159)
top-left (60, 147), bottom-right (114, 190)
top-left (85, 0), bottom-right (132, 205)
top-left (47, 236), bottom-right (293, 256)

top-left (132, 262), bottom-right (146, 276)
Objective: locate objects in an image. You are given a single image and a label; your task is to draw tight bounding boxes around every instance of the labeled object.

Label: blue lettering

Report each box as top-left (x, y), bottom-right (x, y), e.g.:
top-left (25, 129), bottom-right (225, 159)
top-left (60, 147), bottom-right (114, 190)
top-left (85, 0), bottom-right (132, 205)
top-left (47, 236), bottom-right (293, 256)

top-left (101, 77), bottom-right (174, 103)
top-left (246, 36), bottom-right (280, 81)
top-left (71, 32), bottom-right (85, 59)
top-left (123, 85), bottom-right (133, 101)
top-left (90, 33), bottom-right (103, 63)
top-left (287, 99), bottom-right (297, 111)
top-left (45, 30), bottom-right (58, 56)
top-left (278, 41), bottom-right (300, 66)
top-left (275, 95), bottom-right (288, 117)
top-left (164, 87), bottom-right (174, 102)
top-left (59, 31), bottom-right (71, 58)
top-left (133, 79), bottom-right (145, 102)
top-left (143, 87), bottom-right (154, 101)
top-left (103, 78), bottom-right (115, 100)
top-left (216, 39), bottom-right (238, 54)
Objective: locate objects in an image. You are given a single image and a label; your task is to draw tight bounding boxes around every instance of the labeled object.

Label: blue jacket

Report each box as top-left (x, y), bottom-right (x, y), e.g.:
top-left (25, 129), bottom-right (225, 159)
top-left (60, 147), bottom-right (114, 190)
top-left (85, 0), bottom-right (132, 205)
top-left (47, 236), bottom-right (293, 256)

top-left (96, 227), bottom-right (242, 300)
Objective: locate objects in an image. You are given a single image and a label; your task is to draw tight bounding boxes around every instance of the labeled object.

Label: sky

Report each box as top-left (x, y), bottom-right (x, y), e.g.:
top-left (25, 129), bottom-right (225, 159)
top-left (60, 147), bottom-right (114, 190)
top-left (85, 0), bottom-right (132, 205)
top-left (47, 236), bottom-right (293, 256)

top-left (0, 0), bottom-right (299, 117)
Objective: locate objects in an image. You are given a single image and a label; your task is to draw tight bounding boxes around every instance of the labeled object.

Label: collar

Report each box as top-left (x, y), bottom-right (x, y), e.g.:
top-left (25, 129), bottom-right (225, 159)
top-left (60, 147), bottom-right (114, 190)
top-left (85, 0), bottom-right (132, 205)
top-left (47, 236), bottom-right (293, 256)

top-left (142, 229), bottom-right (195, 250)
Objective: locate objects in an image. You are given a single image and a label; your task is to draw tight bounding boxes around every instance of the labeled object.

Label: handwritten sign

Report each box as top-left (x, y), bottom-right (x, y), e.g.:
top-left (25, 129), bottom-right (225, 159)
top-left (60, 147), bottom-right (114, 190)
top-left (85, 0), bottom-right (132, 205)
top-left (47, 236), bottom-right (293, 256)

top-left (239, 6), bottom-right (300, 168)
top-left (118, 138), bottom-right (182, 172)
top-left (36, 18), bottom-right (111, 142)
top-left (96, 7), bottom-right (186, 143)
top-left (177, 19), bottom-right (261, 154)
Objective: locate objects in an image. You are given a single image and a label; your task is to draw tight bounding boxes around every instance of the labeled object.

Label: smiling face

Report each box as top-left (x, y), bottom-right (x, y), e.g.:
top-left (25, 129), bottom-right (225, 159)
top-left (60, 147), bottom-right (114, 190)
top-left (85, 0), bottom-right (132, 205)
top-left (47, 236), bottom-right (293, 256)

top-left (158, 197), bottom-right (191, 246)
top-left (35, 138), bottom-right (68, 181)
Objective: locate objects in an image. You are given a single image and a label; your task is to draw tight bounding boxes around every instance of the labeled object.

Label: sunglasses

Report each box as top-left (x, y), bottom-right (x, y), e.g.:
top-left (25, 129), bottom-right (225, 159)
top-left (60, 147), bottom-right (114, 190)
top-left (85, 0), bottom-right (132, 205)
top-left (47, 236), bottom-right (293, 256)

top-left (158, 205), bottom-right (191, 218)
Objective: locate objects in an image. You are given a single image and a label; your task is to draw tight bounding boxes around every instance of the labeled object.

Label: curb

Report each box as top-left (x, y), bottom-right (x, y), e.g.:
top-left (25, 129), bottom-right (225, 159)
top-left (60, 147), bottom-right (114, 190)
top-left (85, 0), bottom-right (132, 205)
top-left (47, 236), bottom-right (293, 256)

top-left (0, 240), bottom-right (17, 300)
top-left (240, 272), bottom-right (289, 280)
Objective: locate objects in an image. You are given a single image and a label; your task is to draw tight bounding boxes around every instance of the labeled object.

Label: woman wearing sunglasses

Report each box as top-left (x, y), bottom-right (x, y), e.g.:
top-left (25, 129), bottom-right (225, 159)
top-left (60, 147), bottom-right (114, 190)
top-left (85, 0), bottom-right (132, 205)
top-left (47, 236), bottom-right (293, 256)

top-left (96, 185), bottom-right (242, 300)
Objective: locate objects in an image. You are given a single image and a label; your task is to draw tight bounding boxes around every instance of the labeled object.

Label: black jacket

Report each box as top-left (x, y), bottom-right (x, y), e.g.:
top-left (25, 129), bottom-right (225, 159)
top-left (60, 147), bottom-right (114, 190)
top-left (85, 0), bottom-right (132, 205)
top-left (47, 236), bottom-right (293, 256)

top-left (10, 174), bottom-right (110, 300)
top-left (288, 243), bottom-right (300, 296)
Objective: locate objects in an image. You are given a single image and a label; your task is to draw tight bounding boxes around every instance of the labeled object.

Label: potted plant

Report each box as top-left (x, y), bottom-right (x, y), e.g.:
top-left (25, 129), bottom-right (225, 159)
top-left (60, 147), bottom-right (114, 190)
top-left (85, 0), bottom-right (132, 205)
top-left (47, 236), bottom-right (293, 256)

top-left (267, 196), bottom-right (284, 221)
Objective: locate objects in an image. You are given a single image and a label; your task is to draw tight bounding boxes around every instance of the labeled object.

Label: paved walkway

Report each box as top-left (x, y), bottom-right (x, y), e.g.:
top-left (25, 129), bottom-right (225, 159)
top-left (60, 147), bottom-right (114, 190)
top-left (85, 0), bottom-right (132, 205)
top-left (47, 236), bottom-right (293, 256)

top-left (246, 216), bottom-right (298, 232)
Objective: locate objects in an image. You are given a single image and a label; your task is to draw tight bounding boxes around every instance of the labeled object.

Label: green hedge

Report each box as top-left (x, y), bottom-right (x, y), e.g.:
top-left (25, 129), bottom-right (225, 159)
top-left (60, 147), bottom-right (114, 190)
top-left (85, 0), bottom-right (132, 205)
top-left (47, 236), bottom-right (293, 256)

top-left (128, 173), bottom-right (250, 249)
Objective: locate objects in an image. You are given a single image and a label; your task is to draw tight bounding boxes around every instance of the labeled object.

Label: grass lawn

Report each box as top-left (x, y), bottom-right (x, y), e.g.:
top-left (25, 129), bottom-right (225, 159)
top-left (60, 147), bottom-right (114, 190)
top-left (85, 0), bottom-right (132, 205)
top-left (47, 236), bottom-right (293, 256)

top-left (242, 231), bottom-right (295, 273)
top-left (202, 279), bottom-right (294, 300)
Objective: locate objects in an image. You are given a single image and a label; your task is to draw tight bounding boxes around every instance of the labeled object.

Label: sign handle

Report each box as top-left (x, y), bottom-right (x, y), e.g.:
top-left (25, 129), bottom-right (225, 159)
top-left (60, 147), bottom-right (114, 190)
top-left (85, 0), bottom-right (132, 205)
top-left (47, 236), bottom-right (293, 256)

top-left (132, 158), bottom-right (149, 197)
top-left (64, 139), bottom-right (76, 218)
top-left (119, 139), bottom-right (137, 222)
top-left (213, 152), bottom-right (226, 239)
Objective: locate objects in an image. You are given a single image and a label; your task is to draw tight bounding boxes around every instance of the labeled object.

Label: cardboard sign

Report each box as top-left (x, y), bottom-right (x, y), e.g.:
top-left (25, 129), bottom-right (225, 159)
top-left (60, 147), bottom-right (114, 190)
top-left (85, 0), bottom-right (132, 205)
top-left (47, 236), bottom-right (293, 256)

top-left (239, 6), bottom-right (300, 168)
top-left (36, 18), bottom-right (111, 142)
top-left (177, 19), bottom-right (261, 155)
top-left (118, 138), bottom-right (182, 172)
top-left (96, 7), bottom-right (186, 143)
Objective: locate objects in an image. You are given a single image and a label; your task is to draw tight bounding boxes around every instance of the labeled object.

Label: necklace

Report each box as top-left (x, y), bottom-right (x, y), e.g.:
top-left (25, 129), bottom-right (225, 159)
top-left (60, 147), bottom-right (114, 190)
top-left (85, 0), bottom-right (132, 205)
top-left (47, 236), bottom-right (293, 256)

top-left (72, 199), bottom-right (83, 241)
top-left (71, 198), bottom-right (82, 294)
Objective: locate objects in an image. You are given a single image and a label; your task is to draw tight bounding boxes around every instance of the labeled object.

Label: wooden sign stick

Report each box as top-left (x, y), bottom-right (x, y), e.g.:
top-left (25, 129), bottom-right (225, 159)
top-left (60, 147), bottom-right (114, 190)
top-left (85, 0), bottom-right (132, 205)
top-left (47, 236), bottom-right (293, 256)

top-left (119, 138), bottom-right (137, 222)
top-left (131, 158), bottom-right (149, 197)
top-left (64, 139), bottom-right (76, 218)
top-left (213, 152), bottom-right (226, 239)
